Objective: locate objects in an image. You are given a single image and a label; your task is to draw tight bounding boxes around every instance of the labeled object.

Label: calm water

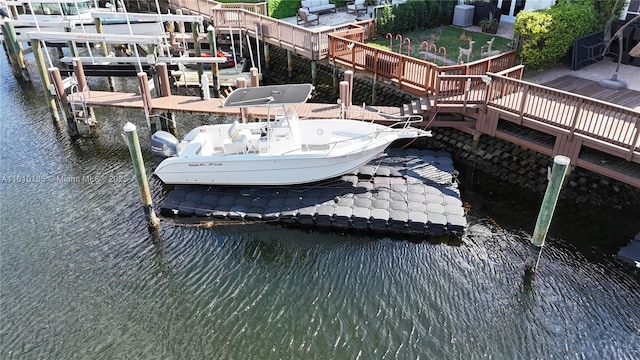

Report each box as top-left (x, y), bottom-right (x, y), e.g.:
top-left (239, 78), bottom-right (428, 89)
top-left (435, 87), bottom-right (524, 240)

top-left (1, 50), bottom-right (639, 359)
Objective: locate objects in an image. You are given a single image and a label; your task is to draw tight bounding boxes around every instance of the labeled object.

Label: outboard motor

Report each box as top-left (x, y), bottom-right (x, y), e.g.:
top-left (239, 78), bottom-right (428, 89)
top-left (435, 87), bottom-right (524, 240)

top-left (150, 131), bottom-right (179, 165)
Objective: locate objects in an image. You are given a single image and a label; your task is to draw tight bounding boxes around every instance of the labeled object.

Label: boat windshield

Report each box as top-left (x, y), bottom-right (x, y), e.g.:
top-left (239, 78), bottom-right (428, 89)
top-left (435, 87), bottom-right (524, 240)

top-left (28, 1), bottom-right (93, 15)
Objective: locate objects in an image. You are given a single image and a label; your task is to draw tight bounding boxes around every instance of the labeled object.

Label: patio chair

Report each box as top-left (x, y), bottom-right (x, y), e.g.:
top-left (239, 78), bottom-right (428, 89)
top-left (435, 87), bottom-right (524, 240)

top-left (346, 0), bottom-right (367, 15)
top-left (297, 8), bottom-right (319, 27)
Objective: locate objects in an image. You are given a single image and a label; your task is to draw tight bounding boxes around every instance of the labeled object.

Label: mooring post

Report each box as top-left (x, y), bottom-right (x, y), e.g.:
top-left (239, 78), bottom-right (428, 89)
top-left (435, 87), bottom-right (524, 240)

top-left (332, 65), bottom-right (338, 96)
top-left (287, 50), bottom-right (293, 78)
top-left (30, 39), bottom-right (60, 123)
top-left (263, 43), bottom-right (270, 70)
top-left (137, 72), bottom-right (154, 131)
top-left (48, 67), bottom-right (80, 137)
top-left (250, 67), bottom-right (259, 87)
top-left (371, 74), bottom-right (377, 104)
top-left (72, 58), bottom-right (98, 137)
top-left (344, 70), bottom-right (354, 109)
top-left (1, 20), bottom-right (30, 81)
top-left (311, 60), bottom-right (317, 85)
top-left (156, 63), bottom-right (177, 134)
top-left (207, 25), bottom-right (220, 98)
top-left (123, 122), bottom-right (161, 231)
top-left (236, 77), bottom-right (248, 123)
top-left (526, 155), bottom-right (571, 272)
top-left (471, 130), bottom-right (482, 153)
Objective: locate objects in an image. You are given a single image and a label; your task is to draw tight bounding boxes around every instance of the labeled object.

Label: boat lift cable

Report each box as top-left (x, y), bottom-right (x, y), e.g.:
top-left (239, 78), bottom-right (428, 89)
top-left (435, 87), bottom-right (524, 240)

top-left (117, 0), bottom-right (143, 73)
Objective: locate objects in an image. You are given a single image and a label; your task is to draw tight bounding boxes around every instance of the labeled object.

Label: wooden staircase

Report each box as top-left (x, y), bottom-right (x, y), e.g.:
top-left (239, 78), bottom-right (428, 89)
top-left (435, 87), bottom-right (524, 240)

top-left (401, 95), bottom-right (476, 129)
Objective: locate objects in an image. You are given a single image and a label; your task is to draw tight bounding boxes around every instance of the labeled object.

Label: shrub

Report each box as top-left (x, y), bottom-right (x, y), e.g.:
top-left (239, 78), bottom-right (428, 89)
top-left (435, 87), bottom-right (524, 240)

top-left (514, 1), bottom-right (597, 70)
top-left (374, 0), bottom-right (456, 38)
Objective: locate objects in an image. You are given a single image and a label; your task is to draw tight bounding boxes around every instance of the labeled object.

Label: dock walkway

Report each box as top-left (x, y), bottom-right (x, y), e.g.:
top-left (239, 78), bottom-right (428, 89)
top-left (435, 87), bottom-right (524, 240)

top-left (69, 90), bottom-right (407, 121)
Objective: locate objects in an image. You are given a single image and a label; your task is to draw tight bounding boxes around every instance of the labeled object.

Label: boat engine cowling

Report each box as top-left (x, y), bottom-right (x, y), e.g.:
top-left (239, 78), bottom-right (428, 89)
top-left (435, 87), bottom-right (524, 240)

top-left (150, 131), bottom-right (179, 164)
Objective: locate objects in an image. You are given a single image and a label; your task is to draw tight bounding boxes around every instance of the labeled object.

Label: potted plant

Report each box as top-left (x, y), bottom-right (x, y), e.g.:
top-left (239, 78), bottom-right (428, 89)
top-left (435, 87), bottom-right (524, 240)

top-left (480, 12), bottom-right (499, 34)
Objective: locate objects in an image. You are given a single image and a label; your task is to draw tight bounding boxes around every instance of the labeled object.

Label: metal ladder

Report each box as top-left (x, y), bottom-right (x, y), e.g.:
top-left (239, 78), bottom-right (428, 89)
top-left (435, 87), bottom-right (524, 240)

top-left (69, 83), bottom-right (92, 126)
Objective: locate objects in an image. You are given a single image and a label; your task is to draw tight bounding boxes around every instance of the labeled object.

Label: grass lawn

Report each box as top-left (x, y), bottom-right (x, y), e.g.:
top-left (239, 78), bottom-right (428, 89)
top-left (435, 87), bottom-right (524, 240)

top-left (367, 26), bottom-right (513, 65)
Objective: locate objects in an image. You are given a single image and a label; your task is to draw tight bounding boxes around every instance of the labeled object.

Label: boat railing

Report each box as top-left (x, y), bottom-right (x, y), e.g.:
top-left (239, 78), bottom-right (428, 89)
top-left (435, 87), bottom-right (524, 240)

top-left (342, 103), bottom-right (424, 131)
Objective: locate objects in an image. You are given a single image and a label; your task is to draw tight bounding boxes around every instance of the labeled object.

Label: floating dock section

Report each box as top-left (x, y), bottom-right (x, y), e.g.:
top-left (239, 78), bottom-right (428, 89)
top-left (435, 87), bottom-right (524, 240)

top-left (159, 149), bottom-right (467, 237)
top-left (618, 232), bottom-right (640, 268)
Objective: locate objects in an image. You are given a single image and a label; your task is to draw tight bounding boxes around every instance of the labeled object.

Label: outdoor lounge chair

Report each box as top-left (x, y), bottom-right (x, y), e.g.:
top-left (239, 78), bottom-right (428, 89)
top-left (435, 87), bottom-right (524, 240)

top-left (347, 0), bottom-right (367, 15)
top-left (297, 8), bottom-right (319, 27)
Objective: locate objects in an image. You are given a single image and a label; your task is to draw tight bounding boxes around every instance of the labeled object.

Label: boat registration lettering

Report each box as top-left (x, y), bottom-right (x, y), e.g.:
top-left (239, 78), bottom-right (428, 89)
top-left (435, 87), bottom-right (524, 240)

top-left (188, 162), bottom-right (221, 167)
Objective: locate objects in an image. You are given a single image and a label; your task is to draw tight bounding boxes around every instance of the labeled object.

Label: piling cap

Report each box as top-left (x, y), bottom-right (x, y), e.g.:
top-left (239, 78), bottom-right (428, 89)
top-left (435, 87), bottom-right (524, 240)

top-left (123, 122), bottom-right (137, 132)
top-left (554, 155), bottom-right (571, 166)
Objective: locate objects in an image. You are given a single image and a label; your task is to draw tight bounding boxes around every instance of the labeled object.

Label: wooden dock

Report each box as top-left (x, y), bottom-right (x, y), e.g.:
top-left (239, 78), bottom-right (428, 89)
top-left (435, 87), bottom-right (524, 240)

top-left (68, 90), bottom-right (407, 122)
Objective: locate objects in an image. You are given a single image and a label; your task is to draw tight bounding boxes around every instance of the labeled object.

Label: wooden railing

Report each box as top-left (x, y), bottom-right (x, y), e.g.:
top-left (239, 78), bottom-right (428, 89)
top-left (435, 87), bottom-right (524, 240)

top-left (487, 74), bottom-right (640, 160)
top-left (169, 0), bottom-right (268, 16)
top-left (329, 31), bottom-right (517, 95)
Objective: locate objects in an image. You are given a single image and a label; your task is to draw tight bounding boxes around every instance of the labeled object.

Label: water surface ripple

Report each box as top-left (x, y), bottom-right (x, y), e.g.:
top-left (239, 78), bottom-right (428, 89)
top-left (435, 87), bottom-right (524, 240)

top-left (1, 49), bottom-right (638, 360)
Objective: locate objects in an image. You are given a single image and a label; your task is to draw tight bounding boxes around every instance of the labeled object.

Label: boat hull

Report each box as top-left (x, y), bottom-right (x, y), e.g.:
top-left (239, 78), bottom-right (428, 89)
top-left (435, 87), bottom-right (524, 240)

top-left (154, 142), bottom-right (391, 186)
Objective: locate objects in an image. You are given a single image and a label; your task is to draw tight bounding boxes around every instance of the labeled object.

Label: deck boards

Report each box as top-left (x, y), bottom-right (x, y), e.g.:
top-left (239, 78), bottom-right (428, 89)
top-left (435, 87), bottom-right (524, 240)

top-left (543, 75), bottom-right (640, 110)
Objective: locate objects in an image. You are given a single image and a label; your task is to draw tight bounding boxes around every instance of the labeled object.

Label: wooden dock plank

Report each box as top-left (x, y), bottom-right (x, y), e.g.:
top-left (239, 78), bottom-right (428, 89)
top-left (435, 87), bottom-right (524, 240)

top-left (69, 91), bottom-right (412, 122)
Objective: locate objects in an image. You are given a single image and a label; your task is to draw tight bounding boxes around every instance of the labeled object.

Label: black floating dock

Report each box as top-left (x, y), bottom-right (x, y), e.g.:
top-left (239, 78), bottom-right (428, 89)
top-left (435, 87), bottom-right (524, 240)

top-left (618, 232), bottom-right (640, 268)
top-left (159, 148), bottom-right (467, 237)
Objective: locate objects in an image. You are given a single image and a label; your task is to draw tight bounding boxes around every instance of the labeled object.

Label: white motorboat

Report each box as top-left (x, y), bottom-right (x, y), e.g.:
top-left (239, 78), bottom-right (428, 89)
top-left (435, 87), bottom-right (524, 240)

top-left (151, 84), bottom-right (431, 186)
top-left (1, 0), bottom-right (165, 41)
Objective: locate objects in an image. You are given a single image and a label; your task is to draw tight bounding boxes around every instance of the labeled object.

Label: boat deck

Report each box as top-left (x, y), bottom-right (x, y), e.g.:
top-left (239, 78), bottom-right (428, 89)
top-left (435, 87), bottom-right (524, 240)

top-left (158, 148), bottom-right (466, 237)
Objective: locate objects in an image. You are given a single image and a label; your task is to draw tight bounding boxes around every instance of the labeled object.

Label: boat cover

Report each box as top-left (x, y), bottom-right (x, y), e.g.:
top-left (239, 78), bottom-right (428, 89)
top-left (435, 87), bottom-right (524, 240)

top-left (222, 84), bottom-right (313, 107)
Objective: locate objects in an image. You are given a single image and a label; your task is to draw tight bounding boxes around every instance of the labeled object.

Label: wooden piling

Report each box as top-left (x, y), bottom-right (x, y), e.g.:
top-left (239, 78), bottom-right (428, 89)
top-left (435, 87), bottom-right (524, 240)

top-left (123, 122), bottom-right (160, 231)
top-left (192, 22), bottom-right (203, 86)
top-left (30, 39), bottom-right (60, 123)
top-left (72, 58), bottom-right (98, 136)
top-left (527, 155), bottom-right (571, 272)
top-left (137, 72), bottom-right (154, 130)
top-left (236, 77), bottom-right (248, 123)
top-left (371, 74), bottom-right (377, 104)
top-left (207, 25), bottom-right (220, 98)
top-left (250, 67), bottom-right (259, 87)
top-left (287, 50), bottom-right (293, 78)
top-left (263, 43), bottom-right (270, 70)
top-left (156, 63), bottom-right (177, 134)
top-left (94, 17), bottom-right (116, 91)
top-left (311, 60), bottom-right (317, 85)
top-left (1, 20), bottom-right (29, 81)
top-left (344, 70), bottom-right (353, 109)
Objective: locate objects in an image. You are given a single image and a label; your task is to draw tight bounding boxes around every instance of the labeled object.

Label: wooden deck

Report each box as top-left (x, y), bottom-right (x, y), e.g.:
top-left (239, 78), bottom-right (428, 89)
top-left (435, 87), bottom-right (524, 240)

top-left (543, 75), bottom-right (640, 111)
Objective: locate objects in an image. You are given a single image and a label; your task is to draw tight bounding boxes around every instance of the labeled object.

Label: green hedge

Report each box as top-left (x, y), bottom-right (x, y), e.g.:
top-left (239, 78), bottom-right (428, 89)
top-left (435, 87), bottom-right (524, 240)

top-left (514, 0), bottom-right (597, 70)
top-left (374, 0), bottom-right (456, 38)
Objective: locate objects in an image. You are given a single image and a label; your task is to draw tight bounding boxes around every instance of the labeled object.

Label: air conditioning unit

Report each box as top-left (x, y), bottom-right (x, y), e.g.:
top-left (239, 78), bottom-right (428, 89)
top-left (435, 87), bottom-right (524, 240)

top-left (453, 4), bottom-right (474, 27)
